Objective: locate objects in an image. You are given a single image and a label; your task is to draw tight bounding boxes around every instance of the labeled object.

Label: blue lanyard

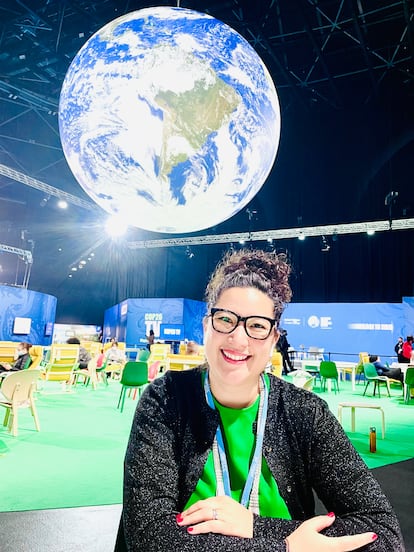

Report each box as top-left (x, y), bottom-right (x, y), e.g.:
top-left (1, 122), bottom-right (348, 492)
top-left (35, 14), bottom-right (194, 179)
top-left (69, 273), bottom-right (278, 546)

top-left (204, 370), bottom-right (269, 508)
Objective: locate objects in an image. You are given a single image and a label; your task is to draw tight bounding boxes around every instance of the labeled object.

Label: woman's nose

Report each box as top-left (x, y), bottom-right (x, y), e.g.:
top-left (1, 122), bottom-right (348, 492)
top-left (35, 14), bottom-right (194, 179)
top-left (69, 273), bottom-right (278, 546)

top-left (229, 322), bottom-right (249, 343)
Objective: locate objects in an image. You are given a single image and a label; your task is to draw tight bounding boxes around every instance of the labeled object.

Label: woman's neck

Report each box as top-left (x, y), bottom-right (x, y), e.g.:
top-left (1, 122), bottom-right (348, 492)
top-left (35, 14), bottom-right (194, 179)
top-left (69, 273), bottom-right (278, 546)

top-left (208, 373), bottom-right (261, 409)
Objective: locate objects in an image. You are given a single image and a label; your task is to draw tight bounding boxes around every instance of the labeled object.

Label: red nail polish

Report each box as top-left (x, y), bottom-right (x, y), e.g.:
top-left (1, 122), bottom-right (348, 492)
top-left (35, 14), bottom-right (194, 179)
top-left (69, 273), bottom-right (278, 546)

top-left (187, 527), bottom-right (194, 533)
top-left (327, 512), bottom-right (335, 517)
top-left (176, 514), bottom-right (183, 523)
top-left (372, 533), bottom-right (378, 541)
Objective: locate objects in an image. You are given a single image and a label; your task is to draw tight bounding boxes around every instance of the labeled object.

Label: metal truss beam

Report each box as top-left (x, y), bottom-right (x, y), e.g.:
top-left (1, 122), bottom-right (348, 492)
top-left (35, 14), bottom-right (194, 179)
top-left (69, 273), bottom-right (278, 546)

top-left (127, 218), bottom-right (414, 250)
top-left (0, 242), bottom-right (33, 288)
top-left (0, 243), bottom-right (33, 263)
top-left (0, 163), bottom-right (96, 211)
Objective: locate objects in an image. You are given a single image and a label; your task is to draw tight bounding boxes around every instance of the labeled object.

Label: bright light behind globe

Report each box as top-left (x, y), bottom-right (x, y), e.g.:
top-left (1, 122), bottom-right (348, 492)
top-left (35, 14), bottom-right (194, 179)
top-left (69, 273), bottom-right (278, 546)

top-left (59, 7), bottom-right (281, 234)
top-left (105, 216), bottom-right (128, 238)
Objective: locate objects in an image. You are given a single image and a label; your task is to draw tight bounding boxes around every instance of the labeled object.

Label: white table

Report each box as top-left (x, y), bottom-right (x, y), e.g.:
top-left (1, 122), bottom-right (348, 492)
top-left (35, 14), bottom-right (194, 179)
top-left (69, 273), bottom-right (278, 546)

top-left (297, 359), bottom-right (358, 391)
top-left (390, 363), bottom-right (412, 399)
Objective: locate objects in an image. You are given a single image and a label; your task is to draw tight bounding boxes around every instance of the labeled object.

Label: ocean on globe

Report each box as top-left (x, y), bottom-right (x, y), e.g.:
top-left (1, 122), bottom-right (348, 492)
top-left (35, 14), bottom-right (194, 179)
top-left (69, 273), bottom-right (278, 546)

top-left (59, 7), bottom-right (281, 234)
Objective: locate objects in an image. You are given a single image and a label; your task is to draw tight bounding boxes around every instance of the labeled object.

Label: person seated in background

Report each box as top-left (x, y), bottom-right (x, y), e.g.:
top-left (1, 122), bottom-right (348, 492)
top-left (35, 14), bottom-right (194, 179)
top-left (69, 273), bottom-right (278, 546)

top-left (116, 248), bottom-right (404, 552)
top-left (0, 342), bottom-right (32, 373)
top-left (66, 337), bottom-right (91, 369)
top-left (185, 340), bottom-right (200, 355)
top-left (369, 355), bottom-right (403, 383)
top-left (106, 340), bottom-right (126, 365)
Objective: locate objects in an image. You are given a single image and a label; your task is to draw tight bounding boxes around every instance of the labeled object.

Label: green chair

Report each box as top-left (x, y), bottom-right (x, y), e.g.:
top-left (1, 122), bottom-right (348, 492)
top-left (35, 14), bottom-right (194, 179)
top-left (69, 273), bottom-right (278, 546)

top-left (319, 360), bottom-right (339, 393)
top-left (117, 361), bottom-right (148, 413)
top-left (95, 357), bottom-right (109, 387)
top-left (137, 349), bottom-right (151, 362)
top-left (362, 363), bottom-right (390, 398)
top-left (304, 365), bottom-right (321, 390)
top-left (404, 367), bottom-right (414, 404)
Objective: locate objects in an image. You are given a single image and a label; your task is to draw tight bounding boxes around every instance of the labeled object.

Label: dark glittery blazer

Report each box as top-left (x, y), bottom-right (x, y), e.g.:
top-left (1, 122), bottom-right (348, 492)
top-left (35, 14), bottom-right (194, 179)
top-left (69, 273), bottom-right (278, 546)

top-left (117, 367), bottom-right (405, 552)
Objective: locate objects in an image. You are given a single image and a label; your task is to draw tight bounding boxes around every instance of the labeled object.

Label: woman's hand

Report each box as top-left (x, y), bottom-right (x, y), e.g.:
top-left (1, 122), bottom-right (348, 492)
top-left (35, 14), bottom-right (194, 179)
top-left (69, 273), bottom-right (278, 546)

top-left (176, 496), bottom-right (253, 538)
top-left (286, 513), bottom-right (378, 551)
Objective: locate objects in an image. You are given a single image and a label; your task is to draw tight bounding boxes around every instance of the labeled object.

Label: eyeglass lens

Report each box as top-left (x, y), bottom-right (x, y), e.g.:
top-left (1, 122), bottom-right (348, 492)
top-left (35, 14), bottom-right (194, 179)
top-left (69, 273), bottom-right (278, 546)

top-left (211, 309), bottom-right (273, 339)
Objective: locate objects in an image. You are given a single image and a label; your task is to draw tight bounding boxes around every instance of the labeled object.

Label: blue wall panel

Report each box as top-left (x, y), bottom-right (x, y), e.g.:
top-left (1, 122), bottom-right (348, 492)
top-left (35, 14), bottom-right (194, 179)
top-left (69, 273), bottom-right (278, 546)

top-left (125, 298), bottom-right (184, 347)
top-left (183, 299), bottom-right (206, 345)
top-left (0, 285), bottom-right (57, 345)
top-left (281, 301), bottom-right (409, 361)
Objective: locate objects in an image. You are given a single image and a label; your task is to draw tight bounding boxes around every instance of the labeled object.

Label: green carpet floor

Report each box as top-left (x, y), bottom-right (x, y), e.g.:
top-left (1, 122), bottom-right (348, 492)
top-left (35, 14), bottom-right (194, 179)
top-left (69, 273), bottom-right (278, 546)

top-left (1, 375), bottom-right (414, 512)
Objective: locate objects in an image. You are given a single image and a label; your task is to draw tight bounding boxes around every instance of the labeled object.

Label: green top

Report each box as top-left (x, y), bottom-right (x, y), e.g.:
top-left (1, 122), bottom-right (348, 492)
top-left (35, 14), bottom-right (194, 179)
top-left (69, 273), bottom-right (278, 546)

top-left (185, 373), bottom-right (291, 519)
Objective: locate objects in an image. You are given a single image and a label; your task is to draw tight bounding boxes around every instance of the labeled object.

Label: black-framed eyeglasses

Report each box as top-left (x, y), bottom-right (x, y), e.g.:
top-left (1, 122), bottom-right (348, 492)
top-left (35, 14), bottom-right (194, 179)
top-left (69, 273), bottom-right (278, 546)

top-left (209, 308), bottom-right (276, 340)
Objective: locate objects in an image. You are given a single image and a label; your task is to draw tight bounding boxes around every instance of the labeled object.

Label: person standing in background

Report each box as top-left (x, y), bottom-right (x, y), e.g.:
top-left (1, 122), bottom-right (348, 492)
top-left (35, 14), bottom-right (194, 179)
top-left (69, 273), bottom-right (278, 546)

top-left (146, 329), bottom-right (155, 351)
top-left (394, 337), bottom-right (404, 363)
top-left (277, 328), bottom-right (293, 374)
top-left (401, 336), bottom-right (413, 363)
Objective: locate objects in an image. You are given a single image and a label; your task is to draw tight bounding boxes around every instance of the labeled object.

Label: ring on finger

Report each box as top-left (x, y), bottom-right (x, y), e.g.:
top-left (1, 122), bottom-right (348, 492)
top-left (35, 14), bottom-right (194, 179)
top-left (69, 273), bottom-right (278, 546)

top-left (212, 508), bottom-right (218, 521)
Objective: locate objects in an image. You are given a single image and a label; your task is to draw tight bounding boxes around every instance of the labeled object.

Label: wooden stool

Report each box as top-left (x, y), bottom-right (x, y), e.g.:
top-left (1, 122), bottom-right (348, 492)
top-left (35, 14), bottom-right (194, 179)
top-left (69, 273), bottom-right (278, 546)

top-left (337, 402), bottom-right (385, 439)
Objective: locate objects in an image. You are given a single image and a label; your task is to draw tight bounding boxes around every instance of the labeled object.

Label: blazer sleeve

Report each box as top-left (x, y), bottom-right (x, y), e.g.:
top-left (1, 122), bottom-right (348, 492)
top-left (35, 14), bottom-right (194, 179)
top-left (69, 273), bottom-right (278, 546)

top-left (307, 398), bottom-right (404, 551)
top-left (243, 384), bottom-right (404, 552)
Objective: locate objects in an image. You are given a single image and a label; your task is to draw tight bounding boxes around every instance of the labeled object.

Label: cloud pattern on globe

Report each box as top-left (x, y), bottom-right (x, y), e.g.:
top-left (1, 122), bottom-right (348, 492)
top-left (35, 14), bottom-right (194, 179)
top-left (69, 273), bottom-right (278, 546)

top-left (59, 7), bottom-right (281, 234)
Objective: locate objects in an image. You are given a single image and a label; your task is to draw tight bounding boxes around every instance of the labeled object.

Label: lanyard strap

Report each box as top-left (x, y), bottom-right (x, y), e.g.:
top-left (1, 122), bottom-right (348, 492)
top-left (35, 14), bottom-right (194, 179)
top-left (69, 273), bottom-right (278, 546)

top-left (204, 370), bottom-right (269, 513)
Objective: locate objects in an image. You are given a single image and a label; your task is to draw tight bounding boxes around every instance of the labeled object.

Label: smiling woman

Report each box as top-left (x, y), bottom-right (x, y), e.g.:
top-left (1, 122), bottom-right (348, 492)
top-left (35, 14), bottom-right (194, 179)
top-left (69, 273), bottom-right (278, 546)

top-left (116, 248), bottom-right (404, 552)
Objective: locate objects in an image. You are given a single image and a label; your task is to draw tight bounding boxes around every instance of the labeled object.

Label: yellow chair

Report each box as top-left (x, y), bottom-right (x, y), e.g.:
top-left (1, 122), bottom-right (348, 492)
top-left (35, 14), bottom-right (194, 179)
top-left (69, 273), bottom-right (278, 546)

top-left (41, 344), bottom-right (79, 385)
top-left (0, 342), bottom-right (18, 365)
top-left (81, 341), bottom-right (102, 357)
top-left (166, 353), bottom-right (204, 371)
top-left (0, 369), bottom-right (41, 436)
top-left (270, 350), bottom-right (283, 377)
top-left (148, 343), bottom-right (171, 374)
top-left (28, 345), bottom-right (44, 370)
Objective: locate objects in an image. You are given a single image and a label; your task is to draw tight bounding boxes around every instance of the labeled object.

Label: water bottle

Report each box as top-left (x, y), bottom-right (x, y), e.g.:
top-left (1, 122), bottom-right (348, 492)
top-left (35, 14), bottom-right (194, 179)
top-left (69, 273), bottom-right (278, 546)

top-left (369, 427), bottom-right (377, 453)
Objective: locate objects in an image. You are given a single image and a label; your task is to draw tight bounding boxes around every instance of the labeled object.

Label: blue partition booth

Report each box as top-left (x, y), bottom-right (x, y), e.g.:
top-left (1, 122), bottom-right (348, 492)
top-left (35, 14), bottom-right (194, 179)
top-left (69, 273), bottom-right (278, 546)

top-left (103, 297), bottom-right (206, 349)
top-left (0, 284), bottom-right (57, 345)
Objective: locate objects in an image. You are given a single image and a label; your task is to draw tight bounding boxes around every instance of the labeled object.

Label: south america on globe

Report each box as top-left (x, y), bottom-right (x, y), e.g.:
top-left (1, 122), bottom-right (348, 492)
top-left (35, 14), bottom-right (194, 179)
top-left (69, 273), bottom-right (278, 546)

top-left (59, 7), bottom-right (281, 234)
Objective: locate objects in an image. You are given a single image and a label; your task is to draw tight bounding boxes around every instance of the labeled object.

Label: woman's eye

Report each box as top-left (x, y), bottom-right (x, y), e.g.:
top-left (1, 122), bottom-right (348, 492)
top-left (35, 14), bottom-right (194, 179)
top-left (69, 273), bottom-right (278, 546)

top-left (220, 316), bottom-right (233, 324)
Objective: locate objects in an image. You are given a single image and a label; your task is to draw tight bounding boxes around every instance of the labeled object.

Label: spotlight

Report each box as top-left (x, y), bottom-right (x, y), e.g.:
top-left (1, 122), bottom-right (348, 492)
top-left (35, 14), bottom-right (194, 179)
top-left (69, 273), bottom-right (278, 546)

top-left (57, 200), bottom-right (68, 209)
top-left (105, 216), bottom-right (128, 237)
top-left (367, 229), bottom-right (375, 236)
top-left (39, 195), bottom-right (50, 207)
top-left (298, 232), bottom-right (305, 241)
top-left (320, 236), bottom-right (330, 252)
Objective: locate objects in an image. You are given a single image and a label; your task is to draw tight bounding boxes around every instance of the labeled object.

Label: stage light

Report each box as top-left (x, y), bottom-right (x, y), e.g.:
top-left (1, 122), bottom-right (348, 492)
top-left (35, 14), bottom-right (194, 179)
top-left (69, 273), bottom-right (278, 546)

top-left (185, 246), bottom-right (195, 259)
top-left (320, 236), bottom-right (330, 252)
top-left (298, 233), bottom-right (305, 241)
top-left (105, 216), bottom-right (128, 237)
top-left (57, 200), bottom-right (68, 209)
top-left (367, 229), bottom-right (375, 236)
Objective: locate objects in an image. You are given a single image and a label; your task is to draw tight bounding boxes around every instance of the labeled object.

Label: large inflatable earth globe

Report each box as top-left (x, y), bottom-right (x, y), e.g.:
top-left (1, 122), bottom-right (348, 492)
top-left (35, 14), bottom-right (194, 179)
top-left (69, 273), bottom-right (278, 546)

top-left (59, 7), bottom-right (281, 233)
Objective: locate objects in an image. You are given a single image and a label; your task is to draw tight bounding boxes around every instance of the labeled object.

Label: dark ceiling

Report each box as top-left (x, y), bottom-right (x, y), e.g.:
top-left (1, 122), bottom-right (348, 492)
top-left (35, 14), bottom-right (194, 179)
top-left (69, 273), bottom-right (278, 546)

top-left (0, 0), bottom-right (413, 323)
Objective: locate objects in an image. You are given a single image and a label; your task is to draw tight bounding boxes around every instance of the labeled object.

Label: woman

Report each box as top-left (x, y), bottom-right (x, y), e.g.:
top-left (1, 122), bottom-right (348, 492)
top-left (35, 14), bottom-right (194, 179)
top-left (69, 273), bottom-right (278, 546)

top-left (146, 329), bottom-right (155, 351)
top-left (117, 249), bottom-right (403, 551)
top-left (0, 342), bottom-right (32, 372)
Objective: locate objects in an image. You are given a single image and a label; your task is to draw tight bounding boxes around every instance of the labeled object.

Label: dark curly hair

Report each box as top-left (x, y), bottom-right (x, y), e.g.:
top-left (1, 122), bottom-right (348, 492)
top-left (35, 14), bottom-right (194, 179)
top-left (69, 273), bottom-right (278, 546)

top-left (205, 248), bottom-right (292, 323)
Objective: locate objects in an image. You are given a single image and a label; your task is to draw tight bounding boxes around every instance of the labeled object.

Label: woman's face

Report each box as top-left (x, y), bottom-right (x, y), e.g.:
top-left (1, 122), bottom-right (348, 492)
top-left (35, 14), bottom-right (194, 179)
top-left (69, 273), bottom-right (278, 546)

top-left (203, 286), bottom-right (278, 389)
